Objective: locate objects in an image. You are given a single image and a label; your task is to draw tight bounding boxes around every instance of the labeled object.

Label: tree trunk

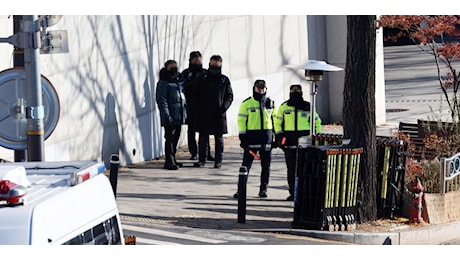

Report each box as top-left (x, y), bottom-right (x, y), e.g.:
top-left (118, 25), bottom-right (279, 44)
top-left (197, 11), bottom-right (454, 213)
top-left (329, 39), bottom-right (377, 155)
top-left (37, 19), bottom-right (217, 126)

top-left (343, 15), bottom-right (377, 223)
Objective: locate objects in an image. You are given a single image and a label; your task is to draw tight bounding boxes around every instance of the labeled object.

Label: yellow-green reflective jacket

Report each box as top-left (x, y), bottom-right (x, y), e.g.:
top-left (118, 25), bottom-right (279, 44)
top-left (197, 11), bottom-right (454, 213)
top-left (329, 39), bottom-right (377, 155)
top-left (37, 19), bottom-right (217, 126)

top-left (237, 96), bottom-right (276, 145)
top-left (274, 100), bottom-right (322, 145)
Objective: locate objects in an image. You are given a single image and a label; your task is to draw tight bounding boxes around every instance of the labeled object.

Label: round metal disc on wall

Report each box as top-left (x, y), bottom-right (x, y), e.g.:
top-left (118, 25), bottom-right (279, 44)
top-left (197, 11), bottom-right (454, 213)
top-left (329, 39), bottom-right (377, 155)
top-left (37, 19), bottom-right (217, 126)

top-left (0, 68), bottom-right (60, 150)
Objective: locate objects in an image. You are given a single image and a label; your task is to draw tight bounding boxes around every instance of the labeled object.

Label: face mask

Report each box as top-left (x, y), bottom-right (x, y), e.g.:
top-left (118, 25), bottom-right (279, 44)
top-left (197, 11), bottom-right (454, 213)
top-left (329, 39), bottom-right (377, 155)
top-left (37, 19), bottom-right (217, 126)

top-left (168, 67), bottom-right (178, 77)
top-left (288, 92), bottom-right (304, 107)
top-left (289, 92), bottom-right (303, 101)
top-left (189, 63), bottom-right (202, 71)
top-left (253, 89), bottom-right (267, 102)
top-left (208, 65), bottom-right (222, 75)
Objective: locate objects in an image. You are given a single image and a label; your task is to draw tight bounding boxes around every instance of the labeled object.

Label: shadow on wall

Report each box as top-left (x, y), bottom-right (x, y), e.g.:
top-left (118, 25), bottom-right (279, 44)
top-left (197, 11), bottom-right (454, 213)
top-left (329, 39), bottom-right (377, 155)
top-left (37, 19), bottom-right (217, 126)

top-left (63, 16), bottom-right (193, 165)
top-left (138, 75), bottom-right (156, 160)
top-left (102, 93), bottom-right (121, 169)
top-left (68, 15), bottom-right (307, 165)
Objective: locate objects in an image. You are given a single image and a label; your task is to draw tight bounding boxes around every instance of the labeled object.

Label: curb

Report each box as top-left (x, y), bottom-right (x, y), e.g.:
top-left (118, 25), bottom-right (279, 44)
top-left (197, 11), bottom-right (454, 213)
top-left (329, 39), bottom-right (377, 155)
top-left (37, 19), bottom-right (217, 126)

top-left (238, 228), bottom-right (398, 245)
top-left (238, 221), bottom-right (460, 245)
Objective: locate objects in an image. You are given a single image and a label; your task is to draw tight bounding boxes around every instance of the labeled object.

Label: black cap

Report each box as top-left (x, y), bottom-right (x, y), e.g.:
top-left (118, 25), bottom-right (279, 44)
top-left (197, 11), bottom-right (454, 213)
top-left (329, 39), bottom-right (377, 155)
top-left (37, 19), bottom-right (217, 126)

top-left (254, 79), bottom-right (266, 88)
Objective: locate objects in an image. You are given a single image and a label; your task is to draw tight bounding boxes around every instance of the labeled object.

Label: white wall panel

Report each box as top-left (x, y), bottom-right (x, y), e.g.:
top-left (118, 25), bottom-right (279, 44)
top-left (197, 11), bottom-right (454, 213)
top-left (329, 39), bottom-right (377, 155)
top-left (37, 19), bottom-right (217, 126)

top-left (0, 15), bottom-right (309, 166)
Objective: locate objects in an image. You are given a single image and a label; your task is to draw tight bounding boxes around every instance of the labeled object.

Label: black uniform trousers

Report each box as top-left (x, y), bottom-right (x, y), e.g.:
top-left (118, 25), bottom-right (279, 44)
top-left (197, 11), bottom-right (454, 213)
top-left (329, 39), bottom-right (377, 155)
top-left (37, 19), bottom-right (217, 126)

top-left (284, 148), bottom-right (297, 196)
top-left (164, 125), bottom-right (181, 166)
top-left (242, 147), bottom-right (272, 191)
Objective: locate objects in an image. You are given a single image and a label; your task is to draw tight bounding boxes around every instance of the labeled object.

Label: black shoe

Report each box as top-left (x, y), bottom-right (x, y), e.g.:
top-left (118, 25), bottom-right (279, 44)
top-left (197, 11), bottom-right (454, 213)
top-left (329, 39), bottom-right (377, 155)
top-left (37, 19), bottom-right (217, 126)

top-left (214, 162), bottom-right (222, 169)
top-left (193, 162), bottom-right (205, 167)
top-left (207, 155), bottom-right (215, 161)
top-left (175, 162), bottom-right (183, 167)
top-left (189, 155), bottom-right (197, 160)
top-left (286, 195), bottom-right (294, 201)
top-left (164, 164), bottom-right (179, 170)
top-left (258, 190), bottom-right (267, 198)
top-left (233, 192), bottom-right (239, 199)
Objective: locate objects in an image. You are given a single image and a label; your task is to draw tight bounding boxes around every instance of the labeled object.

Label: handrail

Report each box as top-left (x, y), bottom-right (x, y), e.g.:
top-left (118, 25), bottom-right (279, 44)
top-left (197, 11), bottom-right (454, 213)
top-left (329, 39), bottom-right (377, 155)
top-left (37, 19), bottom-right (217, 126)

top-left (440, 152), bottom-right (460, 194)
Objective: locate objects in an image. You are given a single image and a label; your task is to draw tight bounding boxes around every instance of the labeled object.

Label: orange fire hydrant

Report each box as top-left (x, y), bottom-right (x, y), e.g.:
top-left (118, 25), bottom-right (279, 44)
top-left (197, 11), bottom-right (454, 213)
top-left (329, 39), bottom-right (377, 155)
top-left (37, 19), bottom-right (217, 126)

top-left (409, 176), bottom-right (425, 224)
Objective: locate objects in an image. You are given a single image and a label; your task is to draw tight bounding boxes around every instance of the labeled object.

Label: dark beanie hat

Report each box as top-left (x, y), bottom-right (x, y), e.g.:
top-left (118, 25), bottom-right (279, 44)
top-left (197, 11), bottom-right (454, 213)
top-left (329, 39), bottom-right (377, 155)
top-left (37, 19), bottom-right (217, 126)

top-left (189, 51), bottom-right (202, 60)
top-left (290, 84), bottom-right (302, 92)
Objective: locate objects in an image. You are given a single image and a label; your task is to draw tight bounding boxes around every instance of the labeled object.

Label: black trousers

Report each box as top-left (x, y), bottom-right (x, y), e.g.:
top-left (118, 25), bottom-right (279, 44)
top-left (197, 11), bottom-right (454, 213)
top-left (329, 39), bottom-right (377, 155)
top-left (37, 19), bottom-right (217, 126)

top-left (242, 148), bottom-right (272, 191)
top-left (284, 148), bottom-right (297, 196)
top-left (164, 125), bottom-right (181, 166)
top-left (198, 132), bottom-right (223, 163)
top-left (187, 126), bottom-right (210, 157)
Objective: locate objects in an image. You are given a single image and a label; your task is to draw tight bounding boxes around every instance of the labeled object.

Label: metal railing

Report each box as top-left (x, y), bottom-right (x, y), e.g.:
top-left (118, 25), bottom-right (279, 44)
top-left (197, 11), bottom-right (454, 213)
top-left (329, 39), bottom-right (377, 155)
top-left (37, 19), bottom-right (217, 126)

top-left (440, 152), bottom-right (460, 194)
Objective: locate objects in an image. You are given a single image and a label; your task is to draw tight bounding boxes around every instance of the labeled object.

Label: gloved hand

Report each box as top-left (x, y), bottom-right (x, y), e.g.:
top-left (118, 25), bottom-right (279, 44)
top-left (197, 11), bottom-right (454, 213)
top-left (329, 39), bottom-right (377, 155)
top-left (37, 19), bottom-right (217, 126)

top-left (168, 116), bottom-right (173, 124)
top-left (239, 134), bottom-right (248, 149)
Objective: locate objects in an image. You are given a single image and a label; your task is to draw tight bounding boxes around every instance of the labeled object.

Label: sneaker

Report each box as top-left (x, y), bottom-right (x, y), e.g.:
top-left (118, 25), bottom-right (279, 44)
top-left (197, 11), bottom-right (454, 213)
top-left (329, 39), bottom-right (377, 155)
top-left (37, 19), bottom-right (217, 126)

top-left (193, 162), bottom-right (205, 167)
top-left (214, 162), bottom-right (222, 169)
top-left (233, 192), bottom-right (239, 199)
top-left (163, 164), bottom-right (179, 170)
top-left (286, 195), bottom-right (294, 201)
top-left (207, 155), bottom-right (215, 161)
top-left (258, 190), bottom-right (267, 198)
top-left (175, 162), bottom-right (183, 167)
top-left (189, 155), bottom-right (197, 160)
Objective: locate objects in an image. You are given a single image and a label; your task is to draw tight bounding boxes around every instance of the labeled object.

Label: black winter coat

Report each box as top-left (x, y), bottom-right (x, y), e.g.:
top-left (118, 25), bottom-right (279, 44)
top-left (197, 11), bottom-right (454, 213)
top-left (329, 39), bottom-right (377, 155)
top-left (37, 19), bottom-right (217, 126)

top-left (194, 71), bottom-right (233, 135)
top-left (181, 67), bottom-right (205, 128)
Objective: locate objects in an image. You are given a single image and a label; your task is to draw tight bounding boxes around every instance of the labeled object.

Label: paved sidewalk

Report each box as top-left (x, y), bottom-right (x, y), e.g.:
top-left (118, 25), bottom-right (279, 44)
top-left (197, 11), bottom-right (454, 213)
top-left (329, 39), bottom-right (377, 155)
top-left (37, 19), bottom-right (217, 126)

top-left (114, 128), bottom-right (459, 245)
top-left (116, 135), bottom-right (295, 231)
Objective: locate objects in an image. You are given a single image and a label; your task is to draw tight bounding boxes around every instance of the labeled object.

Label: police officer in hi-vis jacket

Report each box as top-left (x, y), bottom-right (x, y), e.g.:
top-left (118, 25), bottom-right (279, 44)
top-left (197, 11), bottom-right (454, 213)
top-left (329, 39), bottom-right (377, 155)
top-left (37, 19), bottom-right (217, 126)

top-left (274, 84), bottom-right (322, 201)
top-left (234, 79), bottom-right (276, 199)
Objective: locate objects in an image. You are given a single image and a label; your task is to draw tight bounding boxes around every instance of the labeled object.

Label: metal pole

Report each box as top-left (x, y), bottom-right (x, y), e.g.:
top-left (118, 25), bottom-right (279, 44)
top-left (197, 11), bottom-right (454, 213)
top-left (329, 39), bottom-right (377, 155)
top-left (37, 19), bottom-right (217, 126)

top-left (440, 158), bottom-right (446, 194)
top-left (109, 154), bottom-right (120, 198)
top-left (237, 166), bottom-right (248, 223)
top-left (23, 15), bottom-right (45, 161)
top-left (309, 81), bottom-right (317, 137)
top-left (13, 15), bottom-right (27, 162)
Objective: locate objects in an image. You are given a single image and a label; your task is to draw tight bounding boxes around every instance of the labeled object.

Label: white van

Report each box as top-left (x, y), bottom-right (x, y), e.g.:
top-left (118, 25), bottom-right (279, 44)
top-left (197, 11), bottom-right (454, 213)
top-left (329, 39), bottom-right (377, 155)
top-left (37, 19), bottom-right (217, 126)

top-left (0, 160), bottom-right (125, 245)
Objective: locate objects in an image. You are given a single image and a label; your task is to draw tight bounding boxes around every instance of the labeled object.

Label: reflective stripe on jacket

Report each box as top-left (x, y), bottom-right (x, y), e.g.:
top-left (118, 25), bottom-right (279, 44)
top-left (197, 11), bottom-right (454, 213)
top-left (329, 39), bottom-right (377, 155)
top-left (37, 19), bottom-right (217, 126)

top-left (238, 96), bottom-right (276, 145)
top-left (274, 100), bottom-right (322, 145)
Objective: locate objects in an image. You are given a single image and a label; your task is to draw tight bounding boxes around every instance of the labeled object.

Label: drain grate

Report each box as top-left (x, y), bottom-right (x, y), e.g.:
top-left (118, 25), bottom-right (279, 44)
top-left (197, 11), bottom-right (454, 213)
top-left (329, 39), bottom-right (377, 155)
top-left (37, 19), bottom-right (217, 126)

top-left (386, 99), bottom-right (438, 103)
top-left (386, 108), bottom-right (409, 113)
top-left (120, 214), bottom-right (221, 229)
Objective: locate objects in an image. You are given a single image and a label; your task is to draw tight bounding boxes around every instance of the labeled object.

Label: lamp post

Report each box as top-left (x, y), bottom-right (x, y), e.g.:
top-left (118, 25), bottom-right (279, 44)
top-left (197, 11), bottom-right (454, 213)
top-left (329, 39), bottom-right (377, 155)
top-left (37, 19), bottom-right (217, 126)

top-left (287, 60), bottom-right (343, 137)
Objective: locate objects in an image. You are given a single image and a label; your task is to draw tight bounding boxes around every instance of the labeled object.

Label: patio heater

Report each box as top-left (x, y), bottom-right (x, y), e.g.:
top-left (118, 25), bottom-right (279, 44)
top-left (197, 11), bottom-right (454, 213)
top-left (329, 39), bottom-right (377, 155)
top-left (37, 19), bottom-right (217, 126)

top-left (287, 60), bottom-right (343, 137)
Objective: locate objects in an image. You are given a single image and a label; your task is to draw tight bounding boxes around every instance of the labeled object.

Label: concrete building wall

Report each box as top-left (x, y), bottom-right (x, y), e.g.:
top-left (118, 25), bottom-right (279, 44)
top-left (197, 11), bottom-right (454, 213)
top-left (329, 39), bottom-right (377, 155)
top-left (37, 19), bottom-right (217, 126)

top-left (307, 15), bottom-right (386, 125)
top-left (0, 16), bottom-right (13, 71)
top-left (0, 15), bottom-right (307, 166)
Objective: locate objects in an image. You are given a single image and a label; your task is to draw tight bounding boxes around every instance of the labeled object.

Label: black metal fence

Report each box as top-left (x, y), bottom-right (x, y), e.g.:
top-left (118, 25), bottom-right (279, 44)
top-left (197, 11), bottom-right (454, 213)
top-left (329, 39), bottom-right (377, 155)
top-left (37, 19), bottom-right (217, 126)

top-left (375, 137), bottom-right (408, 219)
top-left (293, 134), bottom-right (409, 231)
top-left (293, 145), bottom-right (363, 231)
